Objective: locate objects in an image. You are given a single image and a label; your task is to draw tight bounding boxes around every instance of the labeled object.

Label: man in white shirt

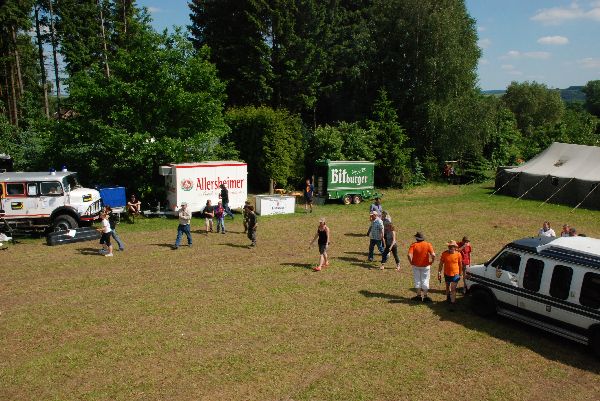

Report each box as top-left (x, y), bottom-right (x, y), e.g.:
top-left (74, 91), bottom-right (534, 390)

top-left (538, 221), bottom-right (556, 237)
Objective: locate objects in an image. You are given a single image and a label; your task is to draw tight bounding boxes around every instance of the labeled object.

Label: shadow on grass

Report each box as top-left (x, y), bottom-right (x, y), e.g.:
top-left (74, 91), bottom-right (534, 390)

top-left (344, 233), bottom-right (367, 238)
top-left (337, 256), bottom-right (374, 270)
top-left (76, 247), bottom-right (102, 255)
top-left (280, 262), bottom-right (314, 270)
top-left (151, 243), bottom-right (175, 248)
top-left (220, 242), bottom-right (250, 249)
top-left (359, 289), bottom-right (600, 372)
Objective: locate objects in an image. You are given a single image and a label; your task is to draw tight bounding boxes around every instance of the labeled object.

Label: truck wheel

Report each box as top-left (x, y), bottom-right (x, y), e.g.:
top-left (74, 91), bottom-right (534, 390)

top-left (53, 215), bottom-right (78, 232)
top-left (352, 195), bottom-right (362, 204)
top-left (470, 288), bottom-right (497, 317)
top-left (590, 327), bottom-right (600, 358)
top-left (342, 195), bottom-right (352, 205)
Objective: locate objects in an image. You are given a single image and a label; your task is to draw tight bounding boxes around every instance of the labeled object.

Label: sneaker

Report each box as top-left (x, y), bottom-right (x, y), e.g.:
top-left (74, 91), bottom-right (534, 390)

top-left (99, 249), bottom-right (107, 255)
top-left (446, 294), bottom-right (451, 303)
top-left (118, 248), bottom-right (125, 251)
top-left (188, 244), bottom-right (192, 247)
top-left (221, 231), bottom-right (226, 235)
top-left (411, 295), bottom-right (422, 302)
top-left (313, 266), bottom-right (322, 271)
top-left (367, 258), bottom-right (374, 262)
top-left (395, 264), bottom-right (401, 271)
top-left (172, 245), bottom-right (179, 250)
top-left (105, 253), bottom-right (114, 257)
top-left (422, 296), bottom-right (433, 303)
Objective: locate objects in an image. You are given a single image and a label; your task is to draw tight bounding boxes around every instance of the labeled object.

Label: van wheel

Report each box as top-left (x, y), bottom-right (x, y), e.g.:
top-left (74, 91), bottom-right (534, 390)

top-left (590, 327), bottom-right (600, 358)
top-left (470, 289), bottom-right (497, 317)
top-left (342, 195), bottom-right (352, 205)
top-left (352, 195), bottom-right (362, 204)
top-left (53, 215), bottom-right (78, 232)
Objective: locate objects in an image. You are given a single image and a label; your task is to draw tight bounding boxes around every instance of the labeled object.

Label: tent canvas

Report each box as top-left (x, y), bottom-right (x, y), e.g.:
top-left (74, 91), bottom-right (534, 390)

top-left (495, 142), bottom-right (600, 209)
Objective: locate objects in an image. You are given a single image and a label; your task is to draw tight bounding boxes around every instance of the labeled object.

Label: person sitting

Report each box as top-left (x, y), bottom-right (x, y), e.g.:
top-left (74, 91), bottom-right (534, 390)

top-left (127, 194), bottom-right (142, 216)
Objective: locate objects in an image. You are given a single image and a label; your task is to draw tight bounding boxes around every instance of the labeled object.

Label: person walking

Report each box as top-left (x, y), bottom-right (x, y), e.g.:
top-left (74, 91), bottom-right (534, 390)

top-left (104, 206), bottom-right (125, 251)
top-left (242, 201), bottom-right (251, 233)
top-left (173, 202), bottom-right (192, 249)
top-left (538, 221), bottom-right (556, 237)
top-left (310, 217), bottom-right (330, 271)
top-left (367, 211), bottom-right (385, 262)
top-left (214, 201), bottom-right (226, 234)
top-left (457, 236), bottom-right (472, 293)
top-left (438, 240), bottom-right (464, 309)
top-left (370, 197), bottom-right (383, 216)
top-left (246, 205), bottom-right (258, 247)
top-left (220, 183), bottom-right (234, 219)
top-left (203, 200), bottom-right (214, 234)
top-left (407, 232), bottom-right (436, 302)
top-left (304, 179), bottom-right (314, 213)
top-left (380, 221), bottom-right (400, 271)
top-left (97, 212), bottom-right (114, 257)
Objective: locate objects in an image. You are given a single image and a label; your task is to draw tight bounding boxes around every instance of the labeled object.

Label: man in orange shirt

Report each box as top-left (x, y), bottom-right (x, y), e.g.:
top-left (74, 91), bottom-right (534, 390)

top-left (438, 240), bottom-right (464, 308)
top-left (407, 232), bottom-right (436, 303)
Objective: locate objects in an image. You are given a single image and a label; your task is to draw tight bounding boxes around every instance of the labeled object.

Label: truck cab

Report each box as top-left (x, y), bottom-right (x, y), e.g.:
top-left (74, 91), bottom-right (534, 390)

top-left (0, 171), bottom-right (102, 232)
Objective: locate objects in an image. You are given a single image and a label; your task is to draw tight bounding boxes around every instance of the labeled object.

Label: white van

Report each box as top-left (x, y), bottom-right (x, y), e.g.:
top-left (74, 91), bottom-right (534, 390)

top-left (465, 236), bottom-right (600, 356)
top-left (0, 171), bottom-right (102, 232)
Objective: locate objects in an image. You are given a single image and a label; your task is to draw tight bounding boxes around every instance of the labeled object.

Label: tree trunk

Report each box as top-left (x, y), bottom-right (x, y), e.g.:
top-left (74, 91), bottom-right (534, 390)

top-left (35, 5), bottom-right (50, 118)
top-left (48, 0), bottom-right (61, 118)
top-left (98, 0), bottom-right (111, 79)
top-left (9, 62), bottom-right (19, 127)
top-left (11, 26), bottom-right (24, 97)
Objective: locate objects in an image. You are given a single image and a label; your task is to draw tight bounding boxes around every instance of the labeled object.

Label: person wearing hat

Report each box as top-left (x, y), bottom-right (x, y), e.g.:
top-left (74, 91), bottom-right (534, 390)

top-left (173, 202), bottom-right (192, 249)
top-left (407, 232), bottom-right (436, 302)
top-left (367, 211), bottom-right (385, 262)
top-left (438, 240), bottom-right (464, 307)
top-left (310, 217), bottom-right (330, 271)
top-left (219, 183), bottom-right (234, 219)
top-left (457, 236), bottom-right (472, 293)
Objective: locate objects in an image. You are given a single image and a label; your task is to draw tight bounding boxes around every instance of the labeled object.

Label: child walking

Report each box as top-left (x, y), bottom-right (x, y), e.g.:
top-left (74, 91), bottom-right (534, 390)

top-left (246, 205), bottom-right (258, 247)
top-left (310, 218), bottom-right (330, 271)
top-left (98, 212), bottom-right (114, 257)
top-left (215, 201), bottom-right (225, 234)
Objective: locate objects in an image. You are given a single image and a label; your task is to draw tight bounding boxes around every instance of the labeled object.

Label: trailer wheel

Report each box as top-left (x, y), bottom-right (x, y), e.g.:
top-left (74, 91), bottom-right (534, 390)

top-left (470, 288), bottom-right (497, 317)
top-left (352, 195), bottom-right (362, 204)
top-left (342, 195), bottom-right (352, 205)
top-left (53, 215), bottom-right (78, 232)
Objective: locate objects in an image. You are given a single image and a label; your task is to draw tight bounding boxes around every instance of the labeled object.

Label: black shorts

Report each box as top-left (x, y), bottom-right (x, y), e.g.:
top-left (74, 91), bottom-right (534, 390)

top-left (318, 243), bottom-right (328, 255)
top-left (100, 232), bottom-right (112, 246)
top-left (305, 195), bottom-right (313, 204)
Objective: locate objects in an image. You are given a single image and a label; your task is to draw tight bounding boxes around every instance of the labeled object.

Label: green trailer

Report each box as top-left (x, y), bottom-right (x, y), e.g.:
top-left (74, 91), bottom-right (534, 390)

top-left (314, 160), bottom-right (382, 205)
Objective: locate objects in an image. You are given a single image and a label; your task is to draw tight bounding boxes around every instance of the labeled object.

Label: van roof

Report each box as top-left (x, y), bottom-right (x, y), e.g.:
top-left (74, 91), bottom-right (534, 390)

top-left (509, 236), bottom-right (600, 270)
top-left (0, 171), bottom-right (74, 182)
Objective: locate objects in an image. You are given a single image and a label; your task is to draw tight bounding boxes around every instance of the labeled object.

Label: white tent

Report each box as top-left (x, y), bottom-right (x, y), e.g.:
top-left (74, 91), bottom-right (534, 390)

top-left (495, 142), bottom-right (600, 209)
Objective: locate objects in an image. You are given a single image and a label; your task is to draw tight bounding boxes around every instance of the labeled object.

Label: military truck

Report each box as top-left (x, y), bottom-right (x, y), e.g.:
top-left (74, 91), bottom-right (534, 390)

top-left (313, 160), bottom-right (381, 205)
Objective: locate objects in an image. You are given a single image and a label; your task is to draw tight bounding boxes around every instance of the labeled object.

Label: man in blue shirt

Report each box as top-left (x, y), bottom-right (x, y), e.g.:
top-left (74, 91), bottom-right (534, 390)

top-left (370, 197), bottom-right (382, 216)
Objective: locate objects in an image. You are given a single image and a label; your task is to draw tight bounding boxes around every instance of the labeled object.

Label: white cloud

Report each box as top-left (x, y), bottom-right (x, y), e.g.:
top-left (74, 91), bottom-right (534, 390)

top-left (531, 2), bottom-right (600, 25)
top-left (501, 50), bottom-right (551, 60)
top-left (501, 64), bottom-right (515, 70)
top-left (479, 58), bottom-right (490, 65)
top-left (478, 38), bottom-right (492, 49)
top-left (148, 6), bottom-right (161, 13)
top-left (537, 35), bottom-right (569, 45)
top-left (577, 57), bottom-right (600, 68)
top-left (477, 26), bottom-right (486, 32)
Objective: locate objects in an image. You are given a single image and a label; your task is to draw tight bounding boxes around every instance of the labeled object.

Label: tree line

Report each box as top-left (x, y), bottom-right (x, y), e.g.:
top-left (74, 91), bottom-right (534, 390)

top-left (1, 0), bottom-right (599, 200)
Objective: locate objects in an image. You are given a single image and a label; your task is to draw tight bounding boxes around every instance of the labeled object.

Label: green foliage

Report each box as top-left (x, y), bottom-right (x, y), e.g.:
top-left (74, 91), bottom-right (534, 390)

top-left (460, 152), bottom-right (491, 183)
top-left (487, 107), bottom-right (523, 166)
top-left (409, 157), bottom-right (427, 186)
top-left (502, 81), bottom-right (565, 136)
top-left (226, 106), bottom-right (304, 191)
top-left (310, 124), bottom-right (345, 161)
top-left (583, 80), bottom-right (600, 118)
top-left (368, 90), bottom-right (412, 187)
top-left (310, 121), bottom-right (375, 163)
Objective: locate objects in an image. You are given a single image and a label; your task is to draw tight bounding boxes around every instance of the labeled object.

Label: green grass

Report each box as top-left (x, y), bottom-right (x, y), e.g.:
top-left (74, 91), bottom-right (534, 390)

top-left (1, 182), bottom-right (599, 400)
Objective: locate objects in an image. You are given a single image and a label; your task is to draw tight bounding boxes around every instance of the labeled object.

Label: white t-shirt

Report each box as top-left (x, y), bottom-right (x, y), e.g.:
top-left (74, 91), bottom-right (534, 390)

top-left (538, 228), bottom-right (555, 237)
top-left (102, 218), bottom-right (112, 233)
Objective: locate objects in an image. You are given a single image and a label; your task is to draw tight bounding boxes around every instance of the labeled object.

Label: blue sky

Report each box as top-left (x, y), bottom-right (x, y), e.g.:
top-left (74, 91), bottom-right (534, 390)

top-left (137, 0), bottom-right (600, 90)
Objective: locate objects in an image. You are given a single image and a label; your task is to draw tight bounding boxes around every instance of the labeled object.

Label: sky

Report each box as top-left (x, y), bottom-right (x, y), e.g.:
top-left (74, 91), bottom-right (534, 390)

top-left (137, 0), bottom-right (600, 90)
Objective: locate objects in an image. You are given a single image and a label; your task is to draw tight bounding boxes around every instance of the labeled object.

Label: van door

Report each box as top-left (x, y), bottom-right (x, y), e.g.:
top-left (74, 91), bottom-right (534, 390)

top-left (517, 257), bottom-right (548, 315)
top-left (488, 250), bottom-right (522, 306)
top-left (25, 182), bottom-right (42, 213)
top-left (39, 181), bottom-right (64, 216)
top-left (4, 182), bottom-right (26, 219)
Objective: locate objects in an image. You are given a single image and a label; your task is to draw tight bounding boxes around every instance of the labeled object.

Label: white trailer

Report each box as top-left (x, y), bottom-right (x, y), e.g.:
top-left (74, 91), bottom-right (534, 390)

top-left (159, 161), bottom-right (248, 213)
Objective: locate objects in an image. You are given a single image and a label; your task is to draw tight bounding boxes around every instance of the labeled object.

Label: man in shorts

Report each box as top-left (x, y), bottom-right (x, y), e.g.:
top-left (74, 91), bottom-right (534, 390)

top-left (304, 179), bottom-right (314, 213)
top-left (407, 232), bottom-right (436, 302)
top-left (203, 200), bottom-right (214, 234)
top-left (438, 240), bottom-right (463, 308)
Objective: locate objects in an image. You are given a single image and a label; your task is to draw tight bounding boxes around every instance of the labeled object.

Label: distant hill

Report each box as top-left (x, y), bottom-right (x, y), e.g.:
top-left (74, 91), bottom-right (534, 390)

top-left (482, 86), bottom-right (586, 103)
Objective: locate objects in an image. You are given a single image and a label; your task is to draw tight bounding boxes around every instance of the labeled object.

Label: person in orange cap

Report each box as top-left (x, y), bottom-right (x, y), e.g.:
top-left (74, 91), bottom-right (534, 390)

top-left (438, 240), bottom-right (463, 308)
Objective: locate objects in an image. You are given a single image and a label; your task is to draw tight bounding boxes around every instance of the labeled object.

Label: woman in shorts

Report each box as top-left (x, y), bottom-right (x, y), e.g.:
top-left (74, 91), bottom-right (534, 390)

top-left (97, 212), bottom-right (113, 257)
top-left (310, 218), bottom-right (330, 271)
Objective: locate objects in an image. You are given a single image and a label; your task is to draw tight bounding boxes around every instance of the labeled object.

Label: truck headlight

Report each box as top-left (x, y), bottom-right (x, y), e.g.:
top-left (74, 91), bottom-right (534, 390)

top-left (83, 194), bottom-right (92, 202)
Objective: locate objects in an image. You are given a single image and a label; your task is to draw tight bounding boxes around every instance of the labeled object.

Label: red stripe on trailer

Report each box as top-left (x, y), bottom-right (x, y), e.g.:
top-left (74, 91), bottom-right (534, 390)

top-left (173, 163), bottom-right (247, 168)
top-left (4, 214), bottom-right (50, 217)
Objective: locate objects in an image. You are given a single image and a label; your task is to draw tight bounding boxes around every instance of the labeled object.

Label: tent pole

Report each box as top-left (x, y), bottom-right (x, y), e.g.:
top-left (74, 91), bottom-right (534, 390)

top-left (489, 172), bottom-right (521, 197)
top-left (571, 183), bottom-right (600, 212)
top-left (516, 176), bottom-right (546, 201)
top-left (540, 178), bottom-right (574, 206)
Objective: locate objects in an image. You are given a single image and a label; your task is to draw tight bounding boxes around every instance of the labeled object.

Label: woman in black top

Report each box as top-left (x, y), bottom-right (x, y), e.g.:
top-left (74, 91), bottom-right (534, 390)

top-left (310, 218), bottom-right (330, 271)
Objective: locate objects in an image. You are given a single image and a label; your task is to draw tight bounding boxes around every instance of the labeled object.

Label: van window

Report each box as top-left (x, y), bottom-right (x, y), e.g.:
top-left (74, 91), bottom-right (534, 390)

top-left (6, 183), bottom-right (25, 196)
top-left (549, 265), bottom-right (573, 300)
top-left (491, 251), bottom-right (521, 273)
top-left (580, 272), bottom-right (600, 309)
top-left (40, 182), bottom-right (63, 196)
top-left (28, 183), bottom-right (38, 196)
top-left (523, 258), bottom-right (545, 292)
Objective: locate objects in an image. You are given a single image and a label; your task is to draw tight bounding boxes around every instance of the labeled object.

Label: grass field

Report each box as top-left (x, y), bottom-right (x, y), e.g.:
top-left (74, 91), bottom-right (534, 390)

top-left (1, 182), bottom-right (599, 401)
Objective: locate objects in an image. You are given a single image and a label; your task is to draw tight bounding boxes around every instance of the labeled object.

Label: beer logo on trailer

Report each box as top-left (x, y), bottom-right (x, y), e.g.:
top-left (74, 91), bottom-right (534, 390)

top-left (180, 179), bottom-right (193, 191)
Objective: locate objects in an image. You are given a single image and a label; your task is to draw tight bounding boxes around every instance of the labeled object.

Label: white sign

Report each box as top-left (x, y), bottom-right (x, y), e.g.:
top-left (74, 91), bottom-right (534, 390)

top-left (255, 195), bottom-right (296, 216)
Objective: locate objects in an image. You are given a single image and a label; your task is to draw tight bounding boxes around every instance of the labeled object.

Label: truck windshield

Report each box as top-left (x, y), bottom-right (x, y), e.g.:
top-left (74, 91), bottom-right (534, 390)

top-left (62, 174), bottom-right (81, 192)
